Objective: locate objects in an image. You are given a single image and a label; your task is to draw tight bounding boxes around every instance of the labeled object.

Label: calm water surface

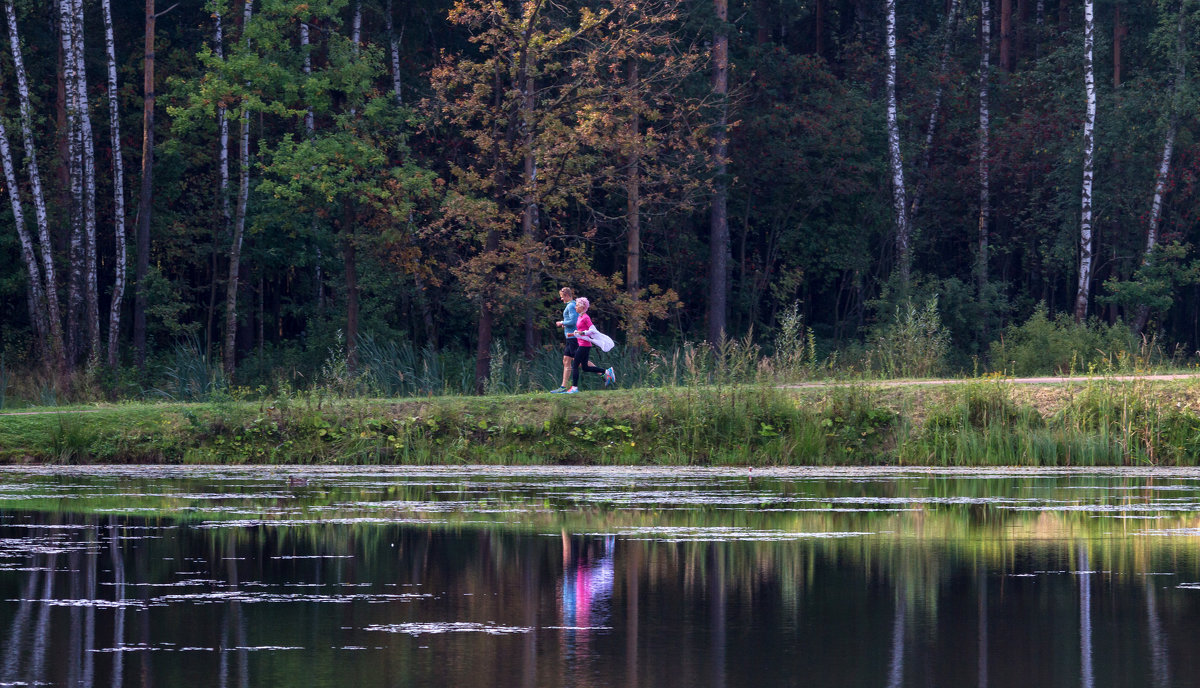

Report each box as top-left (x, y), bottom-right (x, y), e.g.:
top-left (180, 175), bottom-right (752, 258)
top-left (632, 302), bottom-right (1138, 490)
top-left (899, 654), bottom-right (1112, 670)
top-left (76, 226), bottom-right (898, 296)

top-left (3, 465), bottom-right (1200, 687)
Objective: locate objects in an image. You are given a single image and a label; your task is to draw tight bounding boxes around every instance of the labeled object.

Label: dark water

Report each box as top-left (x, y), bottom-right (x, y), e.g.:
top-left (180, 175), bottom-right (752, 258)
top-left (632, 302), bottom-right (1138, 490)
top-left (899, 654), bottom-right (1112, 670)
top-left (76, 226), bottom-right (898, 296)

top-left (3, 466), bottom-right (1200, 687)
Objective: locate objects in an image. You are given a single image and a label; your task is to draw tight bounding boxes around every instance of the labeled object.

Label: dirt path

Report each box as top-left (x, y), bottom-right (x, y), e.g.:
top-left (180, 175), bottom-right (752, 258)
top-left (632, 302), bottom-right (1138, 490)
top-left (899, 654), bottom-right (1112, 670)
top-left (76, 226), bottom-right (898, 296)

top-left (786, 373), bottom-right (1200, 389)
top-left (2, 373), bottom-right (1198, 417)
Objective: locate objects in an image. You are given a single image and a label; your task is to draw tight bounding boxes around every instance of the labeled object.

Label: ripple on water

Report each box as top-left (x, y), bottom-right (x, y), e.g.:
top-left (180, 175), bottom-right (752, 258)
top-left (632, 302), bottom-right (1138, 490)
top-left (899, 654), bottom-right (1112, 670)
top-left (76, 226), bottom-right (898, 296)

top-left (364, 622), bottom-right (533, 636)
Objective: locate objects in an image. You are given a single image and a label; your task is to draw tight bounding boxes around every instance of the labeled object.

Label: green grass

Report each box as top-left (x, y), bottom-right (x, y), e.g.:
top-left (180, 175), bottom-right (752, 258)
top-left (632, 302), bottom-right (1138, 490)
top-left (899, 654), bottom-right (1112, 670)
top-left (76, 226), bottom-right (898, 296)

top-left (3, 378), bottom-right (1200, 466)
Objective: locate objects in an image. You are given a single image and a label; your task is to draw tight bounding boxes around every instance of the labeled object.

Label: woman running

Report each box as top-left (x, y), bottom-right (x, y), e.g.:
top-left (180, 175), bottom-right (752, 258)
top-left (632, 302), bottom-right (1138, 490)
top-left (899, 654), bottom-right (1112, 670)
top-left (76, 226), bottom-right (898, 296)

top-left (564, 297), bottom-right (615, 394)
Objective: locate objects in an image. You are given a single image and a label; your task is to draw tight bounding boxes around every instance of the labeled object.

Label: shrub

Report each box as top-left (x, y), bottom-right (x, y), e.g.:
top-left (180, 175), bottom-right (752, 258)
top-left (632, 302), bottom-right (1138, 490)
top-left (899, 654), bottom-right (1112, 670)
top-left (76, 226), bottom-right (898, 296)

top-left (988, 304), bottom-right (1138, 376)
top-left (869, 297), bottom-right (950, 378)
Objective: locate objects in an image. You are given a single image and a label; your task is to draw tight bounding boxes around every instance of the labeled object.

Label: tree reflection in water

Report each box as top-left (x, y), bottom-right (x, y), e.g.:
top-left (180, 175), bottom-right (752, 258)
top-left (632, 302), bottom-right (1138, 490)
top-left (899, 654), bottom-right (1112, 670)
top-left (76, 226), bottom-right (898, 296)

top-left (0, 468), bottom-right (1199, 687)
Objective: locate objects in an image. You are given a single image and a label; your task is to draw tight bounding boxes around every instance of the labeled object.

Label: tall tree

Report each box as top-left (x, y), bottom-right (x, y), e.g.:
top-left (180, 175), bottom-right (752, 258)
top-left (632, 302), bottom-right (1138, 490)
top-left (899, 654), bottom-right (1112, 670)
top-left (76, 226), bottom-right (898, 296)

top-left (101, 0), bottom-right (127, 367)
top-left (708, 0), bottom-right (730, 343)
top-left (224, 0), bottom-right (253, 380)
top-left (59, 0), bottom-right (84, 365)
top-left (0, 108), bottom-right (49, 350)
top-left (69, 0), bottom-right (100, 362)
top-left (885, 0), bottom-right (911, 290)
top-left (909, 0), bottom-right (959, 220)
top-left (1073, 0), bottom-right (1096, 322)
top-left (1133, 4), bottom-right (1189, 334)
top-left (999, 0), bottom-right (1012, 70)
top-left (210, 4), bottom-right (231, 353)
top-left (978, 0), bottom-right (991, 300)
top-left (5, 0), bottom-right (64, 369)
top-left (133, 0), bottom-right (155, 368)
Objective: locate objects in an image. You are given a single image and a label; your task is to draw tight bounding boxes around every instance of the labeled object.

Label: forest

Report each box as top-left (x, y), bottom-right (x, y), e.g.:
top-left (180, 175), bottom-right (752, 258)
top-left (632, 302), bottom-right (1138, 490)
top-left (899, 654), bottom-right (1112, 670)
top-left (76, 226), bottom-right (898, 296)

top-left (1, 0), bottom-right (1198, 398)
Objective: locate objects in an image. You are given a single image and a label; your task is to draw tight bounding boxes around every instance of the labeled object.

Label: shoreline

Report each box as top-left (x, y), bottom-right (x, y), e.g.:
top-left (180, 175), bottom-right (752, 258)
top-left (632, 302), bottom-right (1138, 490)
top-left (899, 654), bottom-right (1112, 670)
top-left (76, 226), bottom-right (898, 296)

top-left (3, 377), bottom-right (1200, 466)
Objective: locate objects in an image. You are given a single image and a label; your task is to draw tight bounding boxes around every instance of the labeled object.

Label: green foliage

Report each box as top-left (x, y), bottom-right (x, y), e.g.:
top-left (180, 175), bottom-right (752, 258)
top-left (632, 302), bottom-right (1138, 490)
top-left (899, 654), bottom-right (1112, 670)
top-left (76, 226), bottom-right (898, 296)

top-left (155, 335), bottom-right (227, 402)
top-left (1101, 243), bottom-right (1200, 322)
top-left (987, 305), bottom-right (1141, 376)
top-left (869, 298), bottom-right (951, 378)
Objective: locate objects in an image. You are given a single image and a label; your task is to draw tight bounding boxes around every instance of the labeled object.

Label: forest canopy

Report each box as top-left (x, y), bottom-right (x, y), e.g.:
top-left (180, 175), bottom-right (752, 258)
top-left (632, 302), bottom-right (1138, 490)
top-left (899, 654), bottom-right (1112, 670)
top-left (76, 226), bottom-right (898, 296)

top-left (1, 0), bottom-right (1198, 396)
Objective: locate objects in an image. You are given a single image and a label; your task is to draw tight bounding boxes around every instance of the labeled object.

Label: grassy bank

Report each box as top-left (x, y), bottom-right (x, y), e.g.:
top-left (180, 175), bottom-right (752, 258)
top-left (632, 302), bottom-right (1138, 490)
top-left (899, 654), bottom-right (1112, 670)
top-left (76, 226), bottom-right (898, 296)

top-left (4, 377), bottom-right (1200, 466)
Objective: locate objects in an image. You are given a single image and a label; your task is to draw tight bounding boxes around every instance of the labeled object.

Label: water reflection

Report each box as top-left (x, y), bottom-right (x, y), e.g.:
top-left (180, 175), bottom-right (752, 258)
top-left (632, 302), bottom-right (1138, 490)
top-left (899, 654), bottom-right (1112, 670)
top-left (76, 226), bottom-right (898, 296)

top-left (2, 467), bottom-right (1200, 686)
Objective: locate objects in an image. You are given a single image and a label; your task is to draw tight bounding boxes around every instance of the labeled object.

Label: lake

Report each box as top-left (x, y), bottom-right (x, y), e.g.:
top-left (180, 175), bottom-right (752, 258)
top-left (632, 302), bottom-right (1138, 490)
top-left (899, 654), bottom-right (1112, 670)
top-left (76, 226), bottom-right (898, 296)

top-left (2, 465), bottom-right (1200, 687)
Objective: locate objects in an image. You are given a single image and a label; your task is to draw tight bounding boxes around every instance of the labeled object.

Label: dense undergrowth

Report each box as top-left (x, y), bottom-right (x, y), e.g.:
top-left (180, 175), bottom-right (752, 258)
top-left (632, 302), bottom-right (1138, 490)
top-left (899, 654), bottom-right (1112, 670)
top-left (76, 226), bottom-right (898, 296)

top-left (4, 378), bottom-right (1200, 466)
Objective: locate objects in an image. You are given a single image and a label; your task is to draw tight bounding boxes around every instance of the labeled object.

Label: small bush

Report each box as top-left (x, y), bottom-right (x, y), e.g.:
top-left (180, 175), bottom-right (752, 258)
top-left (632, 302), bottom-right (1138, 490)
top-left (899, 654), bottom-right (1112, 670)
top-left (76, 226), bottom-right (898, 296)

top-left (988, 305), bottom-right (1139, 376)
top-left (869, 297), bottom-right (950, 378)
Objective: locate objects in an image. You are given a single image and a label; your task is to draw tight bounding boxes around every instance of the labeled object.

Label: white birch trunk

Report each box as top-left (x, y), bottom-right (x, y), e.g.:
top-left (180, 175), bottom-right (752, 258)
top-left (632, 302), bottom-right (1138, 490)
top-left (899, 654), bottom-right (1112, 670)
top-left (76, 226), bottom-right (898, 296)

top-left (0, 116), bottom-right (50, 346)
top-left (909, 0), bottom-right (959, 220)
top-left (6, 0), bottom-right (63, 365)
top-left (60, 0), bottom-right (84, 364)
top-left (385, 0), bottom-right (403, 103)
top-left (1133, 8), bottom-right (1186, 334)
top-left (978, 0), bottom-right (990, 295)
top-left (1073, 0), bottom-right (1096, 322)
top-left (71, 0), bottom-right (101, 360)
top-left (885, 0), bottom-right (910, 289)
top-left (224, 0), bottom-right (253, 380)
top-left (101, 0), bottom-right (126, 367)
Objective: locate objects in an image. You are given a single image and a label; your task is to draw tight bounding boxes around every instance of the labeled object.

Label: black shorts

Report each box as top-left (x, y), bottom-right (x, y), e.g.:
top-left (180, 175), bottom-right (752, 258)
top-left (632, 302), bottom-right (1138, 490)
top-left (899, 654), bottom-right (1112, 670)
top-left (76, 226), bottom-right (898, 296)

top-left (563, 338), bottom-right (580, 358)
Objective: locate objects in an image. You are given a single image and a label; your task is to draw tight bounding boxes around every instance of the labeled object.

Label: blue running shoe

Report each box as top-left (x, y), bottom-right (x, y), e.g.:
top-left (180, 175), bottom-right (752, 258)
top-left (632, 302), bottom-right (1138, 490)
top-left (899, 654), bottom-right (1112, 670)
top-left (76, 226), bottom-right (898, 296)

top-left (604, 367), bottom-right (616, 387)
top-left (550, 386), bottom-right (567, 394)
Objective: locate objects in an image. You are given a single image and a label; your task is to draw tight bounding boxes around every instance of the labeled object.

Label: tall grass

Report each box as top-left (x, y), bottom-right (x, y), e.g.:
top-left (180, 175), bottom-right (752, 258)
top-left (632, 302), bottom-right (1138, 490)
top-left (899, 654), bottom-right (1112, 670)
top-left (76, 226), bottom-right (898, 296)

top-left (898, 379), bottom-right (1200, 466)
top-left (153, 334), bottom-right (226, 402)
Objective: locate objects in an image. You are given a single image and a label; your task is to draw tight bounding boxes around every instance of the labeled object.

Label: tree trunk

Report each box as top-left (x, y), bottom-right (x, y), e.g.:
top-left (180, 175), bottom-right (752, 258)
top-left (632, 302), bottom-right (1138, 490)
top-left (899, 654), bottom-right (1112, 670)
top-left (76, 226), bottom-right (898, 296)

top-left (978, 0), bottom-right (991, 311)
top-left (134, 0), bottom-right (155, 368)
top-left (0, 116), bottom-right (50, 350)
top-left (909, 0), bottom-right (959, 220)
top-left (1133, 7), bottom-right (1185, 334)
top-left (1113, 4), bottom-right (1126, 88)
top-left (101, 0), bottom-right (126, 368)
top-left (6, 0), bottom-right (64, 369)
top-left (1074, 0), bottom-right (1096, 322)
top-left (385, 0), bottom-right (402, 104)
top-left (626, 59), bottom-right (641, 297)
top-left (60, 0), bottom-right (84, 367)
top-left (885, 0), bottom-right (911, 291)
top-left (209, 6), bottom-right (230, 356)
top-left (342, 208), bottom-right (359, 373)
top-left (708, 0), bottom-right (730, 344)
top-left (815, 0), bottom-right (825, 56)
top-left (999, 0), bottom-right (1012, 71)
top-left (71, 0), bottom-right (100, 363)
top-left (521, 69), bottom-right (538, 360)
top-left (224, 0), bottom-right (253, 381)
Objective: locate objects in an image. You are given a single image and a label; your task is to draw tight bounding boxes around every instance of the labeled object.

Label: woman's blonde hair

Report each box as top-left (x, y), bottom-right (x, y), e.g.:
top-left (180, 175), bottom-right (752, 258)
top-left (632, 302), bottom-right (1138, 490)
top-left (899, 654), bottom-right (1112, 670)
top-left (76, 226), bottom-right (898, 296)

top-left (575, 297), bottom-right (589, 311)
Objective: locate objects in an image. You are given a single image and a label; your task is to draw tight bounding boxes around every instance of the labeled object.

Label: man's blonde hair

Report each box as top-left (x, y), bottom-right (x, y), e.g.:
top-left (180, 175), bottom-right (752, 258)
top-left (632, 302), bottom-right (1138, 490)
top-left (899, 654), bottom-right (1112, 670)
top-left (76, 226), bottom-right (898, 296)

top-left (560, 287), bottom-right (574, 298)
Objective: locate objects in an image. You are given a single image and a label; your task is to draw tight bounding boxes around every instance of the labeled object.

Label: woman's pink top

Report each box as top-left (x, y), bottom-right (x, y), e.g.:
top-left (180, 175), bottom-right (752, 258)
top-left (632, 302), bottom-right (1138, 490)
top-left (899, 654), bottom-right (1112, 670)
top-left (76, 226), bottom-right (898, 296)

top-left (575, 313), bottom-right (593, 347)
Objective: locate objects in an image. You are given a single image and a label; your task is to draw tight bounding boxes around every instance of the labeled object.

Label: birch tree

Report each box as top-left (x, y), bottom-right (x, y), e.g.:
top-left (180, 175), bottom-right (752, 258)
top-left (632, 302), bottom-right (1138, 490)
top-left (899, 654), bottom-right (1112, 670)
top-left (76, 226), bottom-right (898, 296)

top-left (909, 0), bottom-right (959, 220)
top-left (68, 0), bottom-right (100, 361)
top-left (59, 0), bottom-right (84, 364)
top-left (224, 0), bottom-right (253, 380)
top-left (385, 0), bottom-right (403, 104)
top-left (978, 0), bottom-right (991, 298)
top-left (101, 0), bottom-right (127, 367)
top-left (208, 5), bottom-right (231, 353)
top-left (885, 0), bottom-right (911, 290)
top-left (5, 0), bottom-right (64, 368)
top-left (708, 0), bottom-right (730, 343)
top-left (0, 112), bottom-right (49, 350)
top-left (1073, 0), bottom-right (1096, 322)
top-left (1133, 4), bottom-right (1189, 334)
